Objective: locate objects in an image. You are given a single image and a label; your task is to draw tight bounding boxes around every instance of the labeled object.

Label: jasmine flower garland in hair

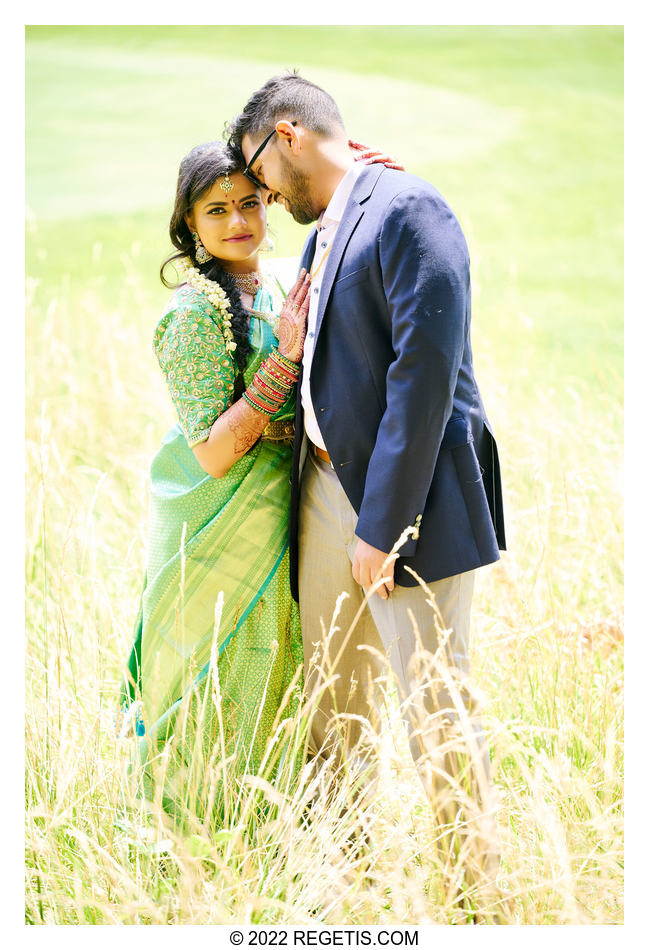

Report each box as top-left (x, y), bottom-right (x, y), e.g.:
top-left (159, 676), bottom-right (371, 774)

top-left (178, 257), bottom-right (238, 353)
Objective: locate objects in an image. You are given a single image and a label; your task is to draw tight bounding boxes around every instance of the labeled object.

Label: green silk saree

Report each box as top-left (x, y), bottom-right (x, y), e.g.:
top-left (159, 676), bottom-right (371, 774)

top-left (122, 281), bottom-right (304, 823)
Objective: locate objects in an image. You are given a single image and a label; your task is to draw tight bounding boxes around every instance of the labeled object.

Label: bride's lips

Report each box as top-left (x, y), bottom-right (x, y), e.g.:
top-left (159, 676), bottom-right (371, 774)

top-left (224, 233), bottom-right (253, 243)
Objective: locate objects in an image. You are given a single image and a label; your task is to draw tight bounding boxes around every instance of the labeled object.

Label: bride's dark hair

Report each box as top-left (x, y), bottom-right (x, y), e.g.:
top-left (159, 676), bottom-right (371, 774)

top-left (160, 141), bottom-right (253, 375)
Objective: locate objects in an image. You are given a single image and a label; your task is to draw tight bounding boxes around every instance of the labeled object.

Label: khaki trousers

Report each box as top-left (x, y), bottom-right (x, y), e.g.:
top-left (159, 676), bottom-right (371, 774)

top-left (298, 451), bottom-right (497, 871)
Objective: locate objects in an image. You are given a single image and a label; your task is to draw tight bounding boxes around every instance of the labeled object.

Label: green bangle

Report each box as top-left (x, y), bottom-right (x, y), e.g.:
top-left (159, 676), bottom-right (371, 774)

top-left (243, 388), bottom-right (276, 416)
top-left (272, 347), bottom-right (300, 374)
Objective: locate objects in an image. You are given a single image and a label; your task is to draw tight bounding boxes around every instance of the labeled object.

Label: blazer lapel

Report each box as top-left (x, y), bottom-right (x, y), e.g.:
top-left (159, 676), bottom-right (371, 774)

top-left (313, 163), bottom-right (385, 345)
top-left (313, 202), bottom-right (363, 344)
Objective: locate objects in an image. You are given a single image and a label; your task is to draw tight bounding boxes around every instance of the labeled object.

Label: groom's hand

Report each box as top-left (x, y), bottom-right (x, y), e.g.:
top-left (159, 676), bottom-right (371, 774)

top-left (352, 539), bottom-right (396, 600)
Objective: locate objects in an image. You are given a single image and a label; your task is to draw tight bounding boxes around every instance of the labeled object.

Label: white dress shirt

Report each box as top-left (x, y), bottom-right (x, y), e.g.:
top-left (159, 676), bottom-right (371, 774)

top-left (301, 160), bottom-right (364, 450)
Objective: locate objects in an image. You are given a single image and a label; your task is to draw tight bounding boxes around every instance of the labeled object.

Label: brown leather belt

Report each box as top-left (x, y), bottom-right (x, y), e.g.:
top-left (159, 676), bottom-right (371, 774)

top-left (310, 441), bottom-right (333, 466)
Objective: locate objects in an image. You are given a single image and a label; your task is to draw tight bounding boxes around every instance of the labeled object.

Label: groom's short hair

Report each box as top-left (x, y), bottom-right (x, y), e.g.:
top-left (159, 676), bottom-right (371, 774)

top-left (227, 72), bottom-right (345, 149)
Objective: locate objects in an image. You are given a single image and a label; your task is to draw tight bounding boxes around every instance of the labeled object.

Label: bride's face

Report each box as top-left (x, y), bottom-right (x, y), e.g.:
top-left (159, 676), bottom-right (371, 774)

top-left (184, 172), bottom-right (266, 268)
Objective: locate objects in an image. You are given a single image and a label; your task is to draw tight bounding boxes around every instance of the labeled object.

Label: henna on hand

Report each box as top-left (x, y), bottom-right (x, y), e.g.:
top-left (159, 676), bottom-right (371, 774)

top-left (348, 138), bottom-right (405, 171)
top-left (278, 316), bottom-right (301, 356)
top-left (278, 270), bottom-right (311, 362)
top-left (225, 399), bottom-right (267, 456)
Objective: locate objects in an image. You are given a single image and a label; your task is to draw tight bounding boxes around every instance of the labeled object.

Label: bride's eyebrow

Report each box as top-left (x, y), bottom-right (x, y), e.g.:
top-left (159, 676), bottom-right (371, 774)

top-left (204, 193), bottom-right (259, 210)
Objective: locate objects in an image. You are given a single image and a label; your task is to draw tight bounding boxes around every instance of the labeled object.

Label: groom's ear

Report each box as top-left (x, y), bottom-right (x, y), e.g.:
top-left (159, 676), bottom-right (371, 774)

top-left (275, 120), bottom-right (302, 154)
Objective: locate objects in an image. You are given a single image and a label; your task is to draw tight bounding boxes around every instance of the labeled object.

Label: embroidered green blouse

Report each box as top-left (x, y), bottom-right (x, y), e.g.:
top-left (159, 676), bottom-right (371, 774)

top-left (153, 285), bottom-right (237, 446)
top-left (153, 282), bottom-right (293, 447)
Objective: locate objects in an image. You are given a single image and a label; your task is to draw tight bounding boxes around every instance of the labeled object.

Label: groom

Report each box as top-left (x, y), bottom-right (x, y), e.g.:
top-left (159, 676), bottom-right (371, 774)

top-left (228, 73), bottom-right (505, 833)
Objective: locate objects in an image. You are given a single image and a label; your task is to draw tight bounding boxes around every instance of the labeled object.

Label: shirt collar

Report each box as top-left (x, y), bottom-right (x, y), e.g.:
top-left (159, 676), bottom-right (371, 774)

top-left (317, 161), bottom-right (364, 231)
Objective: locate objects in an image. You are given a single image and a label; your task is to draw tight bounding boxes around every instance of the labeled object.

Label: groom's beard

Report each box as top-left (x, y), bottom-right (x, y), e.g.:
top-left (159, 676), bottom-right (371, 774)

top-left (277, 154), bottom-right (319, 225)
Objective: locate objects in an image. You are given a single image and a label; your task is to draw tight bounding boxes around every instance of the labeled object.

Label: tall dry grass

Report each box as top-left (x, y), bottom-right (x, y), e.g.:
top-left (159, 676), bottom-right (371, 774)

top-left (25, 258), bottom-right (623, 924)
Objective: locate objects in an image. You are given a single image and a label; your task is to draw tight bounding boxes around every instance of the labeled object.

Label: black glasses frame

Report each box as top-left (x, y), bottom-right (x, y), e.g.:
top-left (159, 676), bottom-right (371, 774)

top-left (242, 129), bottom-right (277, 191)
top-left (242, 122), bottom-right (297, 191)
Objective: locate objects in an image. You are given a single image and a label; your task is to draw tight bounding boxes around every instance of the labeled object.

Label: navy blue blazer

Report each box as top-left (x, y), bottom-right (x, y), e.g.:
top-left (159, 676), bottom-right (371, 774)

top-left (289, 163), bottom-right (505, 600)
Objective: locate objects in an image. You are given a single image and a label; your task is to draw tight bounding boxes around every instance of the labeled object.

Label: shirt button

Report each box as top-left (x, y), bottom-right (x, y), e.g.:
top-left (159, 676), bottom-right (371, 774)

top-left (313, 287), bottom-right (319, 294)
top-left (308, 331), bottom-right (315, 338)
top-left (321, 242), bottom-right (327, 248)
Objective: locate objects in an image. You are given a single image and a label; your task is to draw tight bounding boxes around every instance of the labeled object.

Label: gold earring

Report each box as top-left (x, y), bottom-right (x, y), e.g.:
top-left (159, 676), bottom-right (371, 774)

top-left (192, 231), bottom-right (212, 264)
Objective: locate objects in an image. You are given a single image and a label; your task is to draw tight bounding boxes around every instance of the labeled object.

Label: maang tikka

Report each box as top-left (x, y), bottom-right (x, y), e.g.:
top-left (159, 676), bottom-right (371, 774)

top-left (192, 231), bottom-right (212, 264)
top-left (219, 173), bottom-right (234, 194)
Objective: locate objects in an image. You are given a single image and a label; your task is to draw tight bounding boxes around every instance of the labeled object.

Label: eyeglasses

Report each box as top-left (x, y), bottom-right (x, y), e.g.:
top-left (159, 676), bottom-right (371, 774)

top-left (242, 129), bottom-right (277, 191)
top-left (242, 122), bottom-right (296, 191)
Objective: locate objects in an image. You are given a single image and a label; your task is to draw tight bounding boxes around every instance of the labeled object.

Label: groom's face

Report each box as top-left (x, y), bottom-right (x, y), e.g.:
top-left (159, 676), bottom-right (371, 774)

top-left (242, 131), bottom-right (320, 226)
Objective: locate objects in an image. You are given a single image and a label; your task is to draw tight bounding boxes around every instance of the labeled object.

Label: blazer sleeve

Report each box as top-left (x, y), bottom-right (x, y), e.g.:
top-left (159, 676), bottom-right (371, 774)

top-left (354, 186), bottom-right (469, 557)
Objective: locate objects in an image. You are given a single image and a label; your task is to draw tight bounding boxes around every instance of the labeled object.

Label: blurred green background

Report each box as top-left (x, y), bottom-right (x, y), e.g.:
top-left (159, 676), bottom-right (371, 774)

top-left (26, 25), bottom-right (623, 402)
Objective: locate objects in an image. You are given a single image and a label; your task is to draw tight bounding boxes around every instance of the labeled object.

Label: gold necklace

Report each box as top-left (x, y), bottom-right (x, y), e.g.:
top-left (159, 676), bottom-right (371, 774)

top-left (230, 270), bottom-right (264, 295)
